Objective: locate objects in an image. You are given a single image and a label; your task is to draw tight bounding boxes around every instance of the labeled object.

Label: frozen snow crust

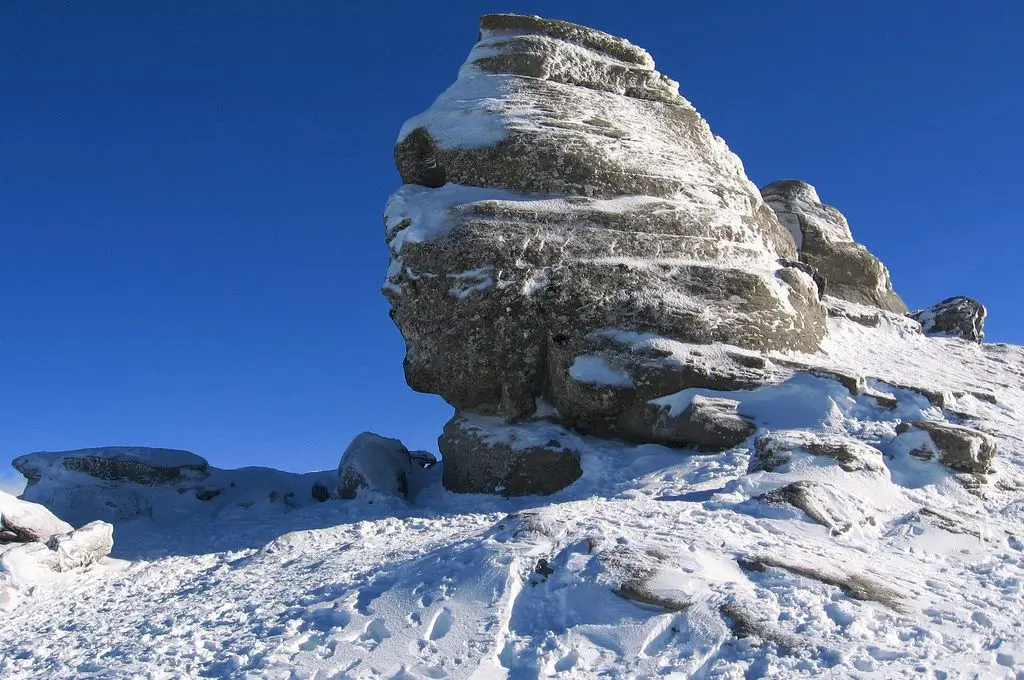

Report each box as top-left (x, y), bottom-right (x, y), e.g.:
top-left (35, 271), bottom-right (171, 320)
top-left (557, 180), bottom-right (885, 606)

top-left (3, 311), bottom-right (1024, 678)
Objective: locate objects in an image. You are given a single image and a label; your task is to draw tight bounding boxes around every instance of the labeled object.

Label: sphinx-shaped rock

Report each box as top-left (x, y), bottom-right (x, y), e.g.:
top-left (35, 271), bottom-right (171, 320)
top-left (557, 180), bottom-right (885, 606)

top-left (385, 15), bottom-right (827, 492)
top-left (761, 180), bottom-right (906, 313)
top-left (910, 296), bottom-right (986, 343)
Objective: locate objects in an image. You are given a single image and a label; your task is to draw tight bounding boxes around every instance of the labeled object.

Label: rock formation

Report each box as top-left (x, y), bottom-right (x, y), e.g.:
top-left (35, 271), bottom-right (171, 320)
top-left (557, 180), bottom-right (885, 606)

top-left (14, 447), bottom-right (336, 526)
top-left (760, 180), bottom-right (907, 313)
top-left (911, 296), bottom-right (987, 342)
top-left (0, 490), bottom-right (72, 543)
top-left (385, 14), bottom-right (828, 493)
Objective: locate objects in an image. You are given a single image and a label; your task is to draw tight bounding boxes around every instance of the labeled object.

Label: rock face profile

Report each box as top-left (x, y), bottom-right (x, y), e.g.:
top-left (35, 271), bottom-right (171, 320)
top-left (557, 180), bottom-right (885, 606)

top-left (760, 180), bottom-right (907, 313)
top-left (385, 14), bottom-right (827, 492)
top-left (911, 296), bottom-right (986, 342)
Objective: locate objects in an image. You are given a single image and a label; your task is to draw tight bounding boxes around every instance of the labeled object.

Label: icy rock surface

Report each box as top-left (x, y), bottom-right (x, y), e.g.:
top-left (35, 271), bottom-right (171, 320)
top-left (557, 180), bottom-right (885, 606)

top-left (0, 490), bottom-right (73, 543)
top-left (761, 179), bottom-right (907, 313)
top-left (16, 446), bottom-right (336, 528)
top-left (385, 14), bottom-right (828, 490)
top-left (911, 295), bottom-right (987, 342)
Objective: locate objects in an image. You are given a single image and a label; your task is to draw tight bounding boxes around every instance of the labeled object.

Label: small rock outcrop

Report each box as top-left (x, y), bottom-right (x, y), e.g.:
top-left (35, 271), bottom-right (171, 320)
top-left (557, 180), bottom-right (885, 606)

top-left (750, 430), bottom-right (887, 475)
top-left (761, 180), bottom-right (907, 313)
top-left (910, 296), bottom-right (986, 343)
top-left (386, 14), bottom-right (828, 493)
top-left (438, 415), bottom-right (583, 496)
top-left (894, 421), bottom-right (996, 474)
top-left (0, 520), bottom-right (113, 576)
top-left (337, 432), bottom-right (438, 501)
top-left (758, 481), bottom-right (876, 534)
top-left (0, 491), bottom-right (73, 543)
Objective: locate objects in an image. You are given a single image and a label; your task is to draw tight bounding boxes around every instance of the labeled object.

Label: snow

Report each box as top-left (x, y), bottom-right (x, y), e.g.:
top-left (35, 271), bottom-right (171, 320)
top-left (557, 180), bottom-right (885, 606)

top-left (569, 355), bottom-right (634, 388)
top-left (3, 319), bottom-right (1024, 678)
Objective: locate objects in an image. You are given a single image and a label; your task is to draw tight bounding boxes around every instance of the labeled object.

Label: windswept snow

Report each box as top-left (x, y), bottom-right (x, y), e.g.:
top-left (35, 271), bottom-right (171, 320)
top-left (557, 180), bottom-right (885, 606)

top-left (2, 312), bottom-right (1024, 678)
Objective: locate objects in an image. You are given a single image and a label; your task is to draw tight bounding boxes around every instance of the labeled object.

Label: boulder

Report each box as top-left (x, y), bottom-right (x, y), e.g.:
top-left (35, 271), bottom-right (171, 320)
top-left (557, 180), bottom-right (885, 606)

top-left (910, 296), bottom-right (986, 343)
top-left (894, 421), bottom-right (996, 474)
top-left (385, 13), bottom-right (827, 437)
top-left (337, 432), bottom-right (439, 501)
top-left (750, 430), bottom-right (887, 474)
top-left (0, 491), bottom-right (73, 543)
top-left (439, 414), bottom-right (583, 496)
top-left (761, 180), bottom-right (907, 313)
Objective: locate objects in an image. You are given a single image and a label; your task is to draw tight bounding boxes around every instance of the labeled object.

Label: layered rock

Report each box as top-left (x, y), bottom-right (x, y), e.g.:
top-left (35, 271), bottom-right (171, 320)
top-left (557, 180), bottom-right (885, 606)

top-left (894, 420), bottom-right (996, 475)
top-left (761, 180), bottom-right (907, 313)
top-left (911, 296), bottom-right (986, 343)
top-left (385, 14), bottom-right (828, 492)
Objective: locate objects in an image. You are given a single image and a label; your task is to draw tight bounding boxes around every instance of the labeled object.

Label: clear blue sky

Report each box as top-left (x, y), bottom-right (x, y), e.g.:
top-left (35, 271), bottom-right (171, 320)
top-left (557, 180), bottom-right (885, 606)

top-left (2, 1), bottom-right (1021, 481)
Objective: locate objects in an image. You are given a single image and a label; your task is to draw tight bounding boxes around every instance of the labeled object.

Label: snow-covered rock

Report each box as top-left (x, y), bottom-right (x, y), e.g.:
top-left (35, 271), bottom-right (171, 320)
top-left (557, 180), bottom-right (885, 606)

top-left (14, 445), bottom-right (337, 527)
top-left (894, 420), bottom-right (997, 475)
top-left (761, 179), bottom-right (907, 313)
top-left (911, 295), bottom-right (987, 342)
top-left (337, 432), bottom-right (438, 501)
top-left (439, 414), bottom-right (583, 496)
top-left (0, 490), bottom-right (73, 543)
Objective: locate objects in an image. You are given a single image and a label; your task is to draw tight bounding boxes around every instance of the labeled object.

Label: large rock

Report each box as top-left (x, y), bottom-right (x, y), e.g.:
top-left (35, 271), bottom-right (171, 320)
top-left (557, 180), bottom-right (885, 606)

top-left (337, 432), bottom-right (439, 501)
top-left (0, 491), bottom-right (73, 543)
top-left (910, 296), bottom-right (986, 343)
top-left (385, 13), bottom-right (827, 444)
top-left (761, 180), bottom-right (906, 313)
top-left (438, 414), bottom-right (583, 496)
top-left (13, 447), bottom-right (209, 488)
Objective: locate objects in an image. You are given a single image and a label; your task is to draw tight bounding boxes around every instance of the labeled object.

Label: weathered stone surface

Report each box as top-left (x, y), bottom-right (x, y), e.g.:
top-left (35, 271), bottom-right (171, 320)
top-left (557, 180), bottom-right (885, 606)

top-left (619, 395), bottom-right (755, 451)
top-left (338, 432), bottom-right (438, 501)
top-left (911, 296), bottom-right (986, 343)
top-left (439, 415), bottom-right (583, 496)
top-left (385, 14), bottom-right (827, 441)
top-left (13, 447), bottom-right (209, 488)
top-left (0, 491), bottom-right (73, 543)
top-left (750, 431), bottom-right (886, 474)
top-left (761, 180), bottom-right (906, 313)
top-left (895, 421), bottom-right (996, 474)
top-left (758, 480), bottom-right (876, 534)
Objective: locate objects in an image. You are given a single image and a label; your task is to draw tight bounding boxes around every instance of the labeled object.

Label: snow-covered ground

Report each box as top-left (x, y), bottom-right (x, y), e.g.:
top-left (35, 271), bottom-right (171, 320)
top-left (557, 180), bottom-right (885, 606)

top-left (3, 310), bottom-right (1024, 679)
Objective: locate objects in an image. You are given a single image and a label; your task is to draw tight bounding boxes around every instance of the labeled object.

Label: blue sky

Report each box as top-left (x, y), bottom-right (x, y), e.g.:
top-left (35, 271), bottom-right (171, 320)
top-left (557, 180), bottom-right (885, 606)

top-left (1, 1), bottom-right (1021, 482)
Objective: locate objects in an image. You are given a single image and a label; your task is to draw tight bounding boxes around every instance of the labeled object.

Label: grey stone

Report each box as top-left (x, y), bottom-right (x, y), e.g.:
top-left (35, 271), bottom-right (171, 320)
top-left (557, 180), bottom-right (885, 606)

top-left (761, 180), bottom-right (907, 314)
top-left (750, 431), bottom-right (886, 474)
top-left (438, 415), bottom-right (583, 496)
top-left (619, 396), bottom-right (755, 451)
top-left (896, 421), bottom-right (996, 474)
top-left (385, 13), bottom-right (827, 445)
top-left (911, 296), bottom-right (987, 343)
top-left (758, 480), bottom-right (876, 534)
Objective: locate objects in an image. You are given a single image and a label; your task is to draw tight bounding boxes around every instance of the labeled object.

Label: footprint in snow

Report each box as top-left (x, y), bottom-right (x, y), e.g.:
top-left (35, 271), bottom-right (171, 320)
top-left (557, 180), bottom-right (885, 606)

top-left (426, 607), bottom-right (453, 641)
